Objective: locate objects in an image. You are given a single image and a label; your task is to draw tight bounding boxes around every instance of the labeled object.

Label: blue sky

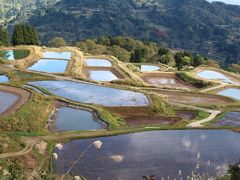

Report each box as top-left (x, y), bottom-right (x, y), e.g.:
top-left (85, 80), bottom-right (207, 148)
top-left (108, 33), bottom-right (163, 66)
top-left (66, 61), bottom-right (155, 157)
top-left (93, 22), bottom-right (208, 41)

top-left (207, 0), bottom-right (240, 5)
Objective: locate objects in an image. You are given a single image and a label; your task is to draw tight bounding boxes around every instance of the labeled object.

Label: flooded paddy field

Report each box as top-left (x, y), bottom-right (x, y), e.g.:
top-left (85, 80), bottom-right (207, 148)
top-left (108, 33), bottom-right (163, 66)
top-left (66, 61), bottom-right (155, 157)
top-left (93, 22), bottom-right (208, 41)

top-left (83, 67), bottom-right (123, 82)
top-left (213, 112), bottom-right (240, 127)
top-left (0, 85), bottom-right (30, 115)
top-left (49, 102), bottom-right (105, 131)
top-left (196, 70), bottom-right (240, 85)
top-left (85, 58), bottom-right (112, 67)
top-left (217, 88), bottom-right (240, 101)
top-left (29, 80), bottom-right (149, 107)
top-left (141, 73), bottom-right (195, 90)
top-left (0, 49), bottom-right (30, 60)
top-left (27, 59), bottom-right (69, 73)
top-left (153, 89), bottom-right (234, 105)
top-left (43, 51), bottom-right (71, 60)
top-left (0, 75), bottom-right (9, 83)
top-left (53, 130), bottom-right (240, 179)
top-left (140, 65), bottom-right (160, 72)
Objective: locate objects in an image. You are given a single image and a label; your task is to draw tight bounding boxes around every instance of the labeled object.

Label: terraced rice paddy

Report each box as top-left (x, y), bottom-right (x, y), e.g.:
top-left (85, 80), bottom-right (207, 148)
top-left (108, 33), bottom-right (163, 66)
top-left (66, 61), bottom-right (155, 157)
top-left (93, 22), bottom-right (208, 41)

top-left (217, 88), bottom-right (240, 100)
top-left (142, 73), bottom-right (194, 89)
top-left (196, 70), bottom-right (239, 85)
top-left (154, 90), bottom-right (234, 105)
top-left (0, 85), bottom-right (30, 115)
top-left (27, 59), bottom-right (69, 73)
top-left (43, 51), bottom-right (72, 60)
top-left (0, 49), bottom-right (30, 60)
top-left (85, 58), bottom-right (112, 67)
top-left (0, 75), bottom-right (9, 83)
top-left (213, 112), bottom-right (240, 127)
top-left (140, 65), bottom-right (160, 72)
top-left (29, 80), bottom-right (149, 107)
top-left (53, 130), bottom-right (240, 179)
top-left (51, 106), bottom-right (104, 131)
top-left (0, 91), bottom-right (19, 114)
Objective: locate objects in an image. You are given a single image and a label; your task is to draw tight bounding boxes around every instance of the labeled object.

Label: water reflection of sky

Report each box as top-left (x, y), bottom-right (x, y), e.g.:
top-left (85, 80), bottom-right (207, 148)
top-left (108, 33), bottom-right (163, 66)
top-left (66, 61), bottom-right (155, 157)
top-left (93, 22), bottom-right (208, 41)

top-left (196, 70), bottom-right (238, 85)
top-left (218, 88), bottom-right (240, 100)
top-left (89, 71), bottom-right (118, 81)
top-left (28, 59), bottom-right (68, 73)
top-left (43, 52), bottom-right (72, 60)
top-left (0, 91), bottom-right (19, 113)
top-left (85, 58), bottom-right (112, 67)
top-left (141, 65), bottom-right (160, 72)
top-left (53, 130), bottom-right (240, 179)
top-left (29, 80), bottom-right (149, 106)
top-left (0, 75), bottom-right (9, 83)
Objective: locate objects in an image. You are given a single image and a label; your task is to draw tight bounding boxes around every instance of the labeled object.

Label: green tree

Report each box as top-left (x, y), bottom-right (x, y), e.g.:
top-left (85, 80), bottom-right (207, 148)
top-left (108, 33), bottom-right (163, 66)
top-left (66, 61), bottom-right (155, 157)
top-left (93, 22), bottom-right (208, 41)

top-left (0, 28), bottom-right (9, 46)
top-left (12, 24), bottom-right (39, 46)
top-left (12, 24), bottom-right (24, 45)
top-left (174, 51), bottom-right (193, 69)
top-left (28, 26), bottom-right (39, 45)
top-left (193, 55), bottom-right (207, 67)
top-left (158, 47), bottom-right (170, 56)
top-left (130, 48), bottom-right (148, 63)
top-left (48, 37), bottom-right (67, 47)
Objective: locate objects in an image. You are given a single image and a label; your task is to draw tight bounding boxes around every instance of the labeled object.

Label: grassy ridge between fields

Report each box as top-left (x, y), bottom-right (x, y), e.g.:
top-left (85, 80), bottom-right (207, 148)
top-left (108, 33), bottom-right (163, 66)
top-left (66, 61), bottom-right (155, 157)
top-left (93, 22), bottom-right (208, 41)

top-left (176, 72), bottom-right (214, 88)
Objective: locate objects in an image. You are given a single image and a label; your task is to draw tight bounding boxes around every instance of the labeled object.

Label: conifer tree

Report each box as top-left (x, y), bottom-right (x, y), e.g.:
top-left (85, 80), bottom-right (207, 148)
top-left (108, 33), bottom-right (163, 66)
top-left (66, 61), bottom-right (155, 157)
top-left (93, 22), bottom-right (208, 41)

top-left (12, 24), bottom-right (39, 46)
top-left (0, 28), bottom-right (9, 46)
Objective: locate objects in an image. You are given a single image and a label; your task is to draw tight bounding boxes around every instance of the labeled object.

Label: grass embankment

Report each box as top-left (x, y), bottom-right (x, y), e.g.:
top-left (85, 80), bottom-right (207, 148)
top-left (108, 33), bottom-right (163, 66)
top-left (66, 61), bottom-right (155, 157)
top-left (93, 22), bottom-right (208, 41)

top-left (0, 92), bottom-right (54, 132)
top-left (176, 72), bottom-right (214, 88)
top-left (0, 135), bottom-right (24, 154)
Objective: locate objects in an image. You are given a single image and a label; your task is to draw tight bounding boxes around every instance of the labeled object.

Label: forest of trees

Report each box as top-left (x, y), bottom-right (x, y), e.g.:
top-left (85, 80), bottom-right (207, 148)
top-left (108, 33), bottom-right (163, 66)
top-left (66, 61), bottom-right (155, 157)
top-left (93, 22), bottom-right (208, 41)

top-left (0, 24), bottom-right (39, 46)
top-left (27, 0), bottom-right (240, 66)
top-left (76, 36), bottom-right (219, 70)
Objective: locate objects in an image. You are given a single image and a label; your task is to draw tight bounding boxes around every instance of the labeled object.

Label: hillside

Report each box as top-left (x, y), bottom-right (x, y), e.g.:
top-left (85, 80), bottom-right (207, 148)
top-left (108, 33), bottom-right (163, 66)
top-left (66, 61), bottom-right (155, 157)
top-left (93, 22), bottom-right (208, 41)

top-left (1, 0), bottom-right (240, 65)
top-left (26, 0), bottom-right (240, 65)
top-left (0, 0), bottom-right (59, 25)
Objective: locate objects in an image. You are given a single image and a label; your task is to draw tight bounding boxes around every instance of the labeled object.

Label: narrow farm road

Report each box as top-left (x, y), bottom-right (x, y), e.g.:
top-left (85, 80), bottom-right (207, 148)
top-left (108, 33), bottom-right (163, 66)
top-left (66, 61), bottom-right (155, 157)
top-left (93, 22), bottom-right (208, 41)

top-left (200, 83), bottom-right (226, 93)
top-left (169, 101), bottom-right (221, 128)
top-left (0, 137), bottom-right (41, 159)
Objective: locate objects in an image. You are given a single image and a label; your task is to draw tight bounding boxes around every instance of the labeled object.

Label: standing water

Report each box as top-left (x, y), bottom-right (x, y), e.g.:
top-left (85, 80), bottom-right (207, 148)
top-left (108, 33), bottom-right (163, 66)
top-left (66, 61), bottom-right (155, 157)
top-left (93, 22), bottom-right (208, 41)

top-left (0, 75), bottom-right (9, 83)
top-left (28, 59), bottom-right (69, 73)
top-left (0, 91), bottom-right (19, 113)
top-left (43, 52), bottom-right (72, 60)
top-left (196, 70), bottom-right (237, 84)
top-left (29, 80), bottom-right (149, 106)
top-left (141, 65), bottom-right (160, 72)
top-left (0, 50), bottom-right (30, 60)
top-left (54, 107), bottom-right (103, 131)
top-left (218, 88), bottom-right (240, 100)
top-left (85, 58), bottom-right (112, 67)
top-left (53, 130), bottom-right (240, 179)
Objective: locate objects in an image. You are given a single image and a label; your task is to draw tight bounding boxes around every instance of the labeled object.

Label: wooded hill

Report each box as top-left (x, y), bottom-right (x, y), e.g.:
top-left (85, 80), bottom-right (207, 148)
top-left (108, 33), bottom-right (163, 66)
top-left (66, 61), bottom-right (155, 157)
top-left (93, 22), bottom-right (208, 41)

top-left (1, 0), bottom-right (240, 65)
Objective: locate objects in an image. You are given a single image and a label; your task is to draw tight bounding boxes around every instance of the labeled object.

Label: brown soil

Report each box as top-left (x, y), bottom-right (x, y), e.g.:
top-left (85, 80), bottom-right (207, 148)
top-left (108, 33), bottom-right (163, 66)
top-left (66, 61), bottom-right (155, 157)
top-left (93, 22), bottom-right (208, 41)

top-left (83, 67), bottom-right (124, 80)
top-left (141, 73), bottom-right (195, 90)
top-left (0, 85), bottom-right (31, 116)
top-left (176, 110), bottom-right (198, 120)
top-left (14, 153), bottom-right (38, 170)
top-left (154, 89), bottom-right (234, 105)
top-left (106, 107), bottom-right (181, 127)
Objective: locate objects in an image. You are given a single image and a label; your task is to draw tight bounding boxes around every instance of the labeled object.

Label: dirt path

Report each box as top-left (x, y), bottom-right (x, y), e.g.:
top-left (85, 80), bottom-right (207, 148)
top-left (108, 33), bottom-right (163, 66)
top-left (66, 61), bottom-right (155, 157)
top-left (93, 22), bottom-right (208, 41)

top-left (200, 83), bottom-right (226, 93)
top-left (0, 137), bottom-right (40, 159)
top-left (169, 101), bottom-right (221, 128)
